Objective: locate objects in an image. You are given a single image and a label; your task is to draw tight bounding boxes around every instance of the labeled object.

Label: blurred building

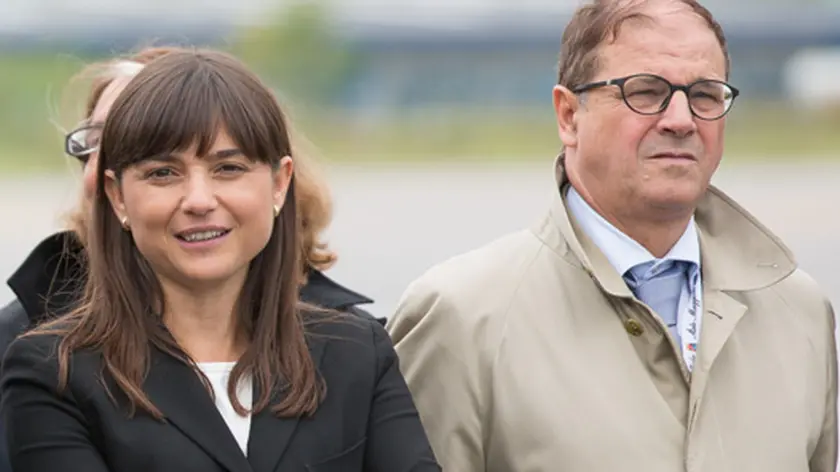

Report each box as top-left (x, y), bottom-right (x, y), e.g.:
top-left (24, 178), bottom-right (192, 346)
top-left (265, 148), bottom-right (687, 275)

top-left (2, 0), bottom-right (840, 111)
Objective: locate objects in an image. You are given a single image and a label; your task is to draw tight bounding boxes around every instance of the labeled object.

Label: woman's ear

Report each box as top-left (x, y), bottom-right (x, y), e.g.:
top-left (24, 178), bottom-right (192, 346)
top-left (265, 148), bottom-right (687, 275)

top-left (272, 156), bottom-right (294, 210)
top-left (103, 169), bottom-right (129, 228)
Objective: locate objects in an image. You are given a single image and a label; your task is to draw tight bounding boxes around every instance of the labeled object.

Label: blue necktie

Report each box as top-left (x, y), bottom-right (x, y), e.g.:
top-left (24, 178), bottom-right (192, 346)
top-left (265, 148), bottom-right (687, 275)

top-left (623, 260), bottom-right (687, 341)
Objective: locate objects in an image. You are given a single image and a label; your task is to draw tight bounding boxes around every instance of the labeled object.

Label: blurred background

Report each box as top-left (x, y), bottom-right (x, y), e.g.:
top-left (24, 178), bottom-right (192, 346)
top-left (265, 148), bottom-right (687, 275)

top-left (0, 0), bottom-right (838, 318)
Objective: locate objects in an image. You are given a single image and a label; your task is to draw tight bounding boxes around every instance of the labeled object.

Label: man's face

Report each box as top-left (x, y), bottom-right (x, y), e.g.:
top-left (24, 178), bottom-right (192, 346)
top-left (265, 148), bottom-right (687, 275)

top-left (557, 1), bottom-right (729, 223)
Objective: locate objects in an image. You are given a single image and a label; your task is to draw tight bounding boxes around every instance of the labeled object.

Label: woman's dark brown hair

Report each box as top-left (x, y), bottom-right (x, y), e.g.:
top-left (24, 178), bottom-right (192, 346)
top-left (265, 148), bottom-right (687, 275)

top-left (34, 48), bottom-right (324, 419)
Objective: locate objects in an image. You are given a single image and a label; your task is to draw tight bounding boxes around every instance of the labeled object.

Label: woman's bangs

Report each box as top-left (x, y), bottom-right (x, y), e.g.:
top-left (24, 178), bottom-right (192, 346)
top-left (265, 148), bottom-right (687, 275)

top-left (113, 80), bottom-right (223, 170)
top-left (102, 52), bottom-right (288, 173)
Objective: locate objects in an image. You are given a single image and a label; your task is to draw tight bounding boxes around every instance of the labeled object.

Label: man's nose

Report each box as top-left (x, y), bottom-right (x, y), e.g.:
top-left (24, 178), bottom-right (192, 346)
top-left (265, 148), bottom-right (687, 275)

top-left (657, 91), bottom-right (698, 138)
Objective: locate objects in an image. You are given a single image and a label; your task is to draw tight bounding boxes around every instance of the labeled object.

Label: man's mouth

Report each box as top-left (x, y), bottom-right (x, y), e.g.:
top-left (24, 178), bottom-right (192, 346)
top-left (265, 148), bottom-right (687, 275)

top-left (651, 152), bottom-right (697, 160)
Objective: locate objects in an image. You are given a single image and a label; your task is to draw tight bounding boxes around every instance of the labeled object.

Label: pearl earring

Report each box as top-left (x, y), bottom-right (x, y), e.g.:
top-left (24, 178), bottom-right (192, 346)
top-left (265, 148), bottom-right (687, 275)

top-left (120, 216), bottom-right (129, 229)
top-left (273, 204), bottom-right (280, 217)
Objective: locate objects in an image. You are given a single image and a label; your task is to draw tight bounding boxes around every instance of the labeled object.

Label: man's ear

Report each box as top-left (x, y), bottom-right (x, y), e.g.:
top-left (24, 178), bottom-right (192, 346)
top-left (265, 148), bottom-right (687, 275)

top-left (553, 85), bottom-right (581, 149)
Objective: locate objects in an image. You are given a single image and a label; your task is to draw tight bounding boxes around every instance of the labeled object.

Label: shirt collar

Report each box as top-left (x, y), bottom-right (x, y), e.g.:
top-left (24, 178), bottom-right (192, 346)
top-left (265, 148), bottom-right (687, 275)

top-left (565, 185), bottom-right (701, 277)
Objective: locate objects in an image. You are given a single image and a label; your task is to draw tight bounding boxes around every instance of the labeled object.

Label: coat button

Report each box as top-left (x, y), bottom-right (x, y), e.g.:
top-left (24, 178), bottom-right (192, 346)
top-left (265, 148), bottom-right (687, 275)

top-left (625, 319), bottom-right (644, 336)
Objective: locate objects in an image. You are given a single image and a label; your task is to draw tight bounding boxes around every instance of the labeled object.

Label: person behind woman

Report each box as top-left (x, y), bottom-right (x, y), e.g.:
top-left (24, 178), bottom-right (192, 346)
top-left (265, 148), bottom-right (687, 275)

top-left (0, 46), bottom-right (378, 359)
top-left (0, 48), bottom-right (438, 471)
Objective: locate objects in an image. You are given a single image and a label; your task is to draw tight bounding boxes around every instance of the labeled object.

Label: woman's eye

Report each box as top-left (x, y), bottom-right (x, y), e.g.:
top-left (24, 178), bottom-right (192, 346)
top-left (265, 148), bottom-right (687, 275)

top-left (147, 168), bottom-right (175, 179)
top-left (218, 164), bottom-right (246, 174)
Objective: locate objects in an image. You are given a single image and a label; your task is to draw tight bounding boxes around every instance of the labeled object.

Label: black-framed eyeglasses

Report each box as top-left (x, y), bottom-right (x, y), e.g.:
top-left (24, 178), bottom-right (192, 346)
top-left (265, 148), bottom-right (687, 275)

top-left (64, 123), bottom-right (103, 164)
top-left (571, 73), bottom-right (740, 121)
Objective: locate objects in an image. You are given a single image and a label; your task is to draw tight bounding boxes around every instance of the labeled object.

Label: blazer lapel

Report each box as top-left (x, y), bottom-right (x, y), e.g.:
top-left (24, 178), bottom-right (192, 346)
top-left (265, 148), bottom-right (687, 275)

top-left (144, 347), bottom-right (252, 472)
top-left (247, 333), bottom-right (328, 472)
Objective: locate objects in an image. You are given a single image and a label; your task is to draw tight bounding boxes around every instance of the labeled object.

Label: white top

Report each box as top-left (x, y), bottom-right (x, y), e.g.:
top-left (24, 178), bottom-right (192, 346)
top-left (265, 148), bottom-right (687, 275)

top-left (196, 362), bottom-right (253, 455)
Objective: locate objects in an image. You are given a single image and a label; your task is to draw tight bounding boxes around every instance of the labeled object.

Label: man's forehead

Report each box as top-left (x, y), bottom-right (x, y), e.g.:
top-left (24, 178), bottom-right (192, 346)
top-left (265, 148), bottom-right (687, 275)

top-left (597, 8), bottom-right (726, 80)
top-left (620, 0), bottom-right (700, 17)
top-left (604, 0), bottom-right (713, 38)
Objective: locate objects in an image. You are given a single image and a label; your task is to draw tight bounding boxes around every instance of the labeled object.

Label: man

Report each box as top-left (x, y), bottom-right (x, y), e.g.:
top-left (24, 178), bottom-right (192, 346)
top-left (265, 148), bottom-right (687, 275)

top-left (386, 0), bottom-right (838, 470)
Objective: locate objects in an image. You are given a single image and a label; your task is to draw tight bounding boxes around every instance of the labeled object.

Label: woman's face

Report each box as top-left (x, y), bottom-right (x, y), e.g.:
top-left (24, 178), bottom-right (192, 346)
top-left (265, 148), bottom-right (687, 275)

top-left (104, 129), bottom-right (294, 292)
top-left (82, 75), bottom-right (136, 201)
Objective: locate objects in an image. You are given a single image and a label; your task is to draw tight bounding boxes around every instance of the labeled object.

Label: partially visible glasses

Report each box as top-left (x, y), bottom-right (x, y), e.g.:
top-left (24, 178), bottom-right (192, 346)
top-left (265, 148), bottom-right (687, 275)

top-left (571, 73), bottom-right (740, 121)
top-left (65, 123), bottom-right (103, 164)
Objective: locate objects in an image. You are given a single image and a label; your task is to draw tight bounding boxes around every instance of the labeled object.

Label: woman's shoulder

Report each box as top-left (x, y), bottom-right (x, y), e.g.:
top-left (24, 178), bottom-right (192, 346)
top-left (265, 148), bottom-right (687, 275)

top-left (303, 308), bottom-right (384, 340)
top-left (303, 309), bottom-right (393, 360)
top-left (1, 330), bottom-right (65, 388)
top-left (2, 319), bottom-right (96, 373)
top-left (302, 310), bottom-right (396, 393)
top-left (6, 326), bottom-right (65, 355)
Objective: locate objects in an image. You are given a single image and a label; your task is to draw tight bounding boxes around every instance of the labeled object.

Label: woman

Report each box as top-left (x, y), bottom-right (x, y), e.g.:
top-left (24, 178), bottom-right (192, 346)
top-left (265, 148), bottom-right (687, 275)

top-left (0, 47), bottom-right (378, 359)
top-left (0, 48), bottom-right (439, 471)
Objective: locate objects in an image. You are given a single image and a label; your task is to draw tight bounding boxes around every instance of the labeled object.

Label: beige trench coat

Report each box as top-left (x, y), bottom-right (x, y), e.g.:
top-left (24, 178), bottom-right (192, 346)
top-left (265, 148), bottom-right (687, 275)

top-left (387, 159), bottom-right (838, 472)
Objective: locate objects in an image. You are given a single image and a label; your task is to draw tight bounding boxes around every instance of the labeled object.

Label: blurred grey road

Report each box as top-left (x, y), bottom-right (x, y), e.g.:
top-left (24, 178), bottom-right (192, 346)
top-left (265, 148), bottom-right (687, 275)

top-left (1, 161), bottom-right (838, 320)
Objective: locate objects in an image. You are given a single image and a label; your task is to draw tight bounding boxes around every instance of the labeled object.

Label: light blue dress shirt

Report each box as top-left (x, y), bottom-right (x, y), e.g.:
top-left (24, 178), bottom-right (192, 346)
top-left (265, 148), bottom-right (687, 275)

top-left (565, 185), bottom-right (702, 347)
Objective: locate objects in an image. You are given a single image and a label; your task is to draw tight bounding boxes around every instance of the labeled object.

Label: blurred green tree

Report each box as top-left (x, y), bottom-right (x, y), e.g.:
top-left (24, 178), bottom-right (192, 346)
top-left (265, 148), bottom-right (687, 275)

top-left (231, 0), bottom-right (357, 110)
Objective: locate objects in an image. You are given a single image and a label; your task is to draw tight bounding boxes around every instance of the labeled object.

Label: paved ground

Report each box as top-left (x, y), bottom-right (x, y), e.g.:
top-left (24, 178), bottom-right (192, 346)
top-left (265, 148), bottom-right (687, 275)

top-left (1, 160), bottom-right (838, 320)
